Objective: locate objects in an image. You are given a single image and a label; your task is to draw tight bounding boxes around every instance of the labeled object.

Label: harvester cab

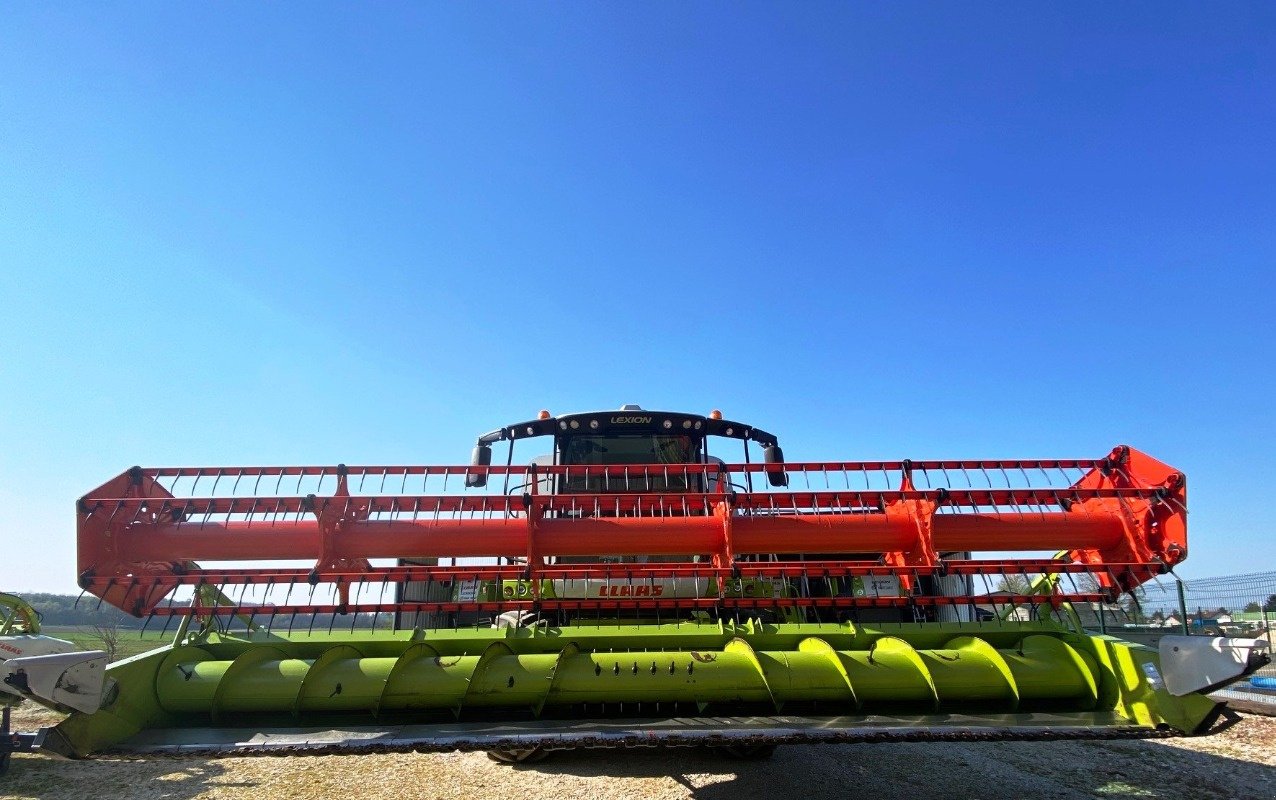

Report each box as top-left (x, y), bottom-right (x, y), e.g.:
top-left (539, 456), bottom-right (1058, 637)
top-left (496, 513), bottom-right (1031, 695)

top-left (403, 406), bottom-right (965, 629)
top-left (15, 406), bottom-right (1269, 768)
top-left (401, 407), bottom-right (799, 629)
top-left (464, 405), bottom-right (788, 493)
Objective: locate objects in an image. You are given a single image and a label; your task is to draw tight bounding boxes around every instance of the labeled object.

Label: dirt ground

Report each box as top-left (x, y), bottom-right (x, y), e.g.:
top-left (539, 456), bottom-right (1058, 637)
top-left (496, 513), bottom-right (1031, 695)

top-left (4, 706), bottom-right (1275, 800)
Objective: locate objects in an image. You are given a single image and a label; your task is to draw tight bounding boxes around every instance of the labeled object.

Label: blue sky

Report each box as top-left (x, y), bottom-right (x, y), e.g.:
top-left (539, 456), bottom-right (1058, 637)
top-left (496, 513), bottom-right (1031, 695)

top-left (1, 5), bottom-right (1273, 593)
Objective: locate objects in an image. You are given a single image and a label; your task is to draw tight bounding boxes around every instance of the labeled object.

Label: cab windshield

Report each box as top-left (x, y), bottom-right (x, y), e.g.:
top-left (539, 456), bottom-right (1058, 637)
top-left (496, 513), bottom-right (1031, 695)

top-left (557, 434), bottom-right (703, 492)
top-left (560, 434), bottom-right (700, 466)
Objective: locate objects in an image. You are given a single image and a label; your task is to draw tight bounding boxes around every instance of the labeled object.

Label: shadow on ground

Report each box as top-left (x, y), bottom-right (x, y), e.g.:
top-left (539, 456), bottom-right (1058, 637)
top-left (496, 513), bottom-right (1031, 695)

top-left (525, 735), bottom-right (1276, 800)
top-left (2, 755), bottom-right (249, 800)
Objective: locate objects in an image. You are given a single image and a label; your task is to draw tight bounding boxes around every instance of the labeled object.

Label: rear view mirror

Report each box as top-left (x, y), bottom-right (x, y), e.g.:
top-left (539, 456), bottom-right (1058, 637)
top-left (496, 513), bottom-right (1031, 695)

top-left (763, 444), bottom-right (788, 487)
top-left (466, 444), bottom-right (492, 488)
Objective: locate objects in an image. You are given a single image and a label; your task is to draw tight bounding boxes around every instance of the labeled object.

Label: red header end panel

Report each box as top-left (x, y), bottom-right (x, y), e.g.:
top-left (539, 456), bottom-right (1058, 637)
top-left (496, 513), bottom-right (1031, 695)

top-left (77, 467), bottom-right (187, 616)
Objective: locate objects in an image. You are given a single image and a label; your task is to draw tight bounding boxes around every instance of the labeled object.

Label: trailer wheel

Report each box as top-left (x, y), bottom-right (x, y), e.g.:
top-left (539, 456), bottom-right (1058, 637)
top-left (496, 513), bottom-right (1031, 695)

top-left (487, 747), bottom-right (551, 764)
top-left (718, 743), bottom-right (778, 760)
top-left (0, 706), bottom-right (12, 776)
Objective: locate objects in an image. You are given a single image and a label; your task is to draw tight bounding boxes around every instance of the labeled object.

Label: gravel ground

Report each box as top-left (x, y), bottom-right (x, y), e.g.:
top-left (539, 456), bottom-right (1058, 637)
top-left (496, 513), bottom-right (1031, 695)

top-left (4, 707), bottom-right (1274, 800)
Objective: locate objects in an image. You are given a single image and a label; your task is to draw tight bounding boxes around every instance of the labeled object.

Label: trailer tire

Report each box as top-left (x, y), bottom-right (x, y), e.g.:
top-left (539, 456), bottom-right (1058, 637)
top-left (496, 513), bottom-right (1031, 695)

top-left (0, 706), bottom-right (11, 776)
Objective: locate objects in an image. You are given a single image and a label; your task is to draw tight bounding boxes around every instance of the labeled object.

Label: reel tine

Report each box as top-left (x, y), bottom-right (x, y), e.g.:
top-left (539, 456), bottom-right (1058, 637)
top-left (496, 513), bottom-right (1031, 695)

top-left (998, 462), bottom-right (1012, 491)
top-left (103, 500), bottom-right (123, 537)
top-left (1063, 571), bottom-right (1081, 595)
top-left (93, 579), bottom-right (111, 612)
top-left (1036, 461), bottom-right (1052, 489)
top-left (198, 498), bottom-right (214, 531)
top-left (159, 608), bottom-right (176, 641)
top-left (1007, 489), bottom-right (1023, 519)
top-left (126, 499), bottom-right (147, 527)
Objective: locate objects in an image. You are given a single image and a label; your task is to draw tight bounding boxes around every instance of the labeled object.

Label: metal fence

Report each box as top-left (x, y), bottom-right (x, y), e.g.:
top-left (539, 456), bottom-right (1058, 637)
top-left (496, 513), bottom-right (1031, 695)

top-left (1134, 570), bottom-right (1276, 638)
top-left (1113, 571), bottom-right (1276, 711)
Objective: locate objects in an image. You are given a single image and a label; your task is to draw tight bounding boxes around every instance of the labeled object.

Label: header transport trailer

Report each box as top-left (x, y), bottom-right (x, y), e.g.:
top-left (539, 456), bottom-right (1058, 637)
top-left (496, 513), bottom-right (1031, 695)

top-left (2, 406), bottom-right (1267, 771)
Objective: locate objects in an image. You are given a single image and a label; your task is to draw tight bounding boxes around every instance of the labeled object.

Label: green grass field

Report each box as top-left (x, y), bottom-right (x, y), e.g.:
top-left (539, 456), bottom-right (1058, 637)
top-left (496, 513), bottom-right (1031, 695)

top-left (39, 626), bottom-right (172, 661)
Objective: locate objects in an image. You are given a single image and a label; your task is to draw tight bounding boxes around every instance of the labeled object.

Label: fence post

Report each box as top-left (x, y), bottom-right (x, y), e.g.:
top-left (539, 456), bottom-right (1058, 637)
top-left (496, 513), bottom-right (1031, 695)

top-left (1176, 578), bottom-right (1189, 635)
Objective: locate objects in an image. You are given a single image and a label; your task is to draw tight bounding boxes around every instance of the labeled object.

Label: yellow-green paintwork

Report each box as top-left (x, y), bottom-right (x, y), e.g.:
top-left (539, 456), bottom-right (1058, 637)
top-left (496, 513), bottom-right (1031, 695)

top-left (0, 592), bottom-right (39, 636)
top-left (48, 619), bottom-right (1221, 757)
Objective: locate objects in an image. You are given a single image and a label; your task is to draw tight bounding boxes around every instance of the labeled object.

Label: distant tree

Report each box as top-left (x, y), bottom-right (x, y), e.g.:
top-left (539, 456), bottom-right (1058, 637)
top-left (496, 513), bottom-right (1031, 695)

top-left (995, 574), bottom-right (1032, 594)
top-left (1119, 586), bottom-right (1148, 621)
top-left (87, 618), bottom-right (121, 661)
top-left (1265, 595), bottom-right (1276, 612)
top-left (22, 594), bottom-right (141, 629)
top-left (1073, 573), bottom-right (1102, 593)
top-left (1245, 602), bottom-right (1261, 613)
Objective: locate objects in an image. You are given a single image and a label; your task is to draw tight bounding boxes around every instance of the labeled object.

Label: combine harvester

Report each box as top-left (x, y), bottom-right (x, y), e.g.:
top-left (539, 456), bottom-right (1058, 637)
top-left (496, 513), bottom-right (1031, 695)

top-left (14, 406), bottom-right (1270, 768)
top-left (0, 593), bottom-right (106, 773)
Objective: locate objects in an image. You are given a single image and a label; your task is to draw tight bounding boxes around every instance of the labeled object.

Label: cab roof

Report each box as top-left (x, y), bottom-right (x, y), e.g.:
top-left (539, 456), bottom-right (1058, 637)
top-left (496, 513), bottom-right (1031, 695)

top-left (476, 406), bottom-right (779, 448)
